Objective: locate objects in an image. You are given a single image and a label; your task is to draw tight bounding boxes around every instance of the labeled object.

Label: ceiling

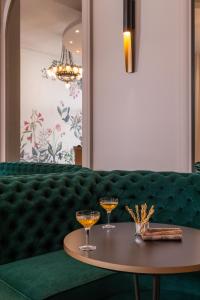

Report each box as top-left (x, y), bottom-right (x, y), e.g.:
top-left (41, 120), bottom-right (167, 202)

top-left (54, 0), bottom-right (82, 11)
top-left (20, 0), bottom-right (82, 57)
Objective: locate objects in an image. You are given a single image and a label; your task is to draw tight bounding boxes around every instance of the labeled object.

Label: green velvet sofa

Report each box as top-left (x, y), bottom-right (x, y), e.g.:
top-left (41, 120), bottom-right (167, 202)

top-left (0, 162), bottom-right (200, 300)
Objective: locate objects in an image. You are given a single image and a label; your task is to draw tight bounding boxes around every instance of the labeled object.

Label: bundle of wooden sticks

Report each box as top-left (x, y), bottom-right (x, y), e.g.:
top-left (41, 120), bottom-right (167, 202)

top-left (141, 227), bottom-right (183, 241)
top-left (125, 203), bottom-right (154, 225)
top-left (125, 203), bottom-right (183, 240)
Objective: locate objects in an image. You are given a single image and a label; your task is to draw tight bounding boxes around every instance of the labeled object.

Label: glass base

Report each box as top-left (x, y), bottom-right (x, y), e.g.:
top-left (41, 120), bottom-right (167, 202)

top-left (134, 235), bottom-right (143, 244)
top-left (135, 222), bottom-right (149, 236)
top-left (102, 224), bottom-right (115, 229)
top-left (79, 244), bottom-right (96, 251)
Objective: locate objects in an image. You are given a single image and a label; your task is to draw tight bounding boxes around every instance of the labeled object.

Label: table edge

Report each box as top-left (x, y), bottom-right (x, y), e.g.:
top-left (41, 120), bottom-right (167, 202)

top-left (63, 223), bottom-right (200, 275)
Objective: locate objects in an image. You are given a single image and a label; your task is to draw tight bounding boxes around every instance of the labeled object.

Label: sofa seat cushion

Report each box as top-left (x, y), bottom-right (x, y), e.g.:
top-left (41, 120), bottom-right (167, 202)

top-left (0, 251), bottom-right (200, 300)
top-left (0, 250), bottom-right (133, 300)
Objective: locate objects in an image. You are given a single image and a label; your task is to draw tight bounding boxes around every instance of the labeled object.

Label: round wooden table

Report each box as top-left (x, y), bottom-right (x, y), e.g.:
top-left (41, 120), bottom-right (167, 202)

top-left (64, 222), bottom-right (200, 300)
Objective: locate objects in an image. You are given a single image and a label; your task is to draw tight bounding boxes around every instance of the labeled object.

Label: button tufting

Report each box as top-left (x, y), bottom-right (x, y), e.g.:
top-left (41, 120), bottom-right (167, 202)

top-left (26, 192), bottom-right (33, 201)
top-left (60, 188), bottom-right (67, 197)
top-left (32, 182), bottom-right (40, 190)
top-left (17, 233), bottom-right (25, 243)
top-left (25, 216), bottom-right (35, 227)
top-left (17, 204), bottom-right (27, 216)
top-left (43, 189), bottom-right (51, 198)
top-left (67, 200), bottom-right (75, 208)
top-left (26, 244), bottom-right (36, 255)
top-left (8, 220), bottom-right (17, 230)
top-left (8, 194), bottom-right (16, 204)
top-left (82, 195), bottom-right (89, 203)
top-left (15, 183), bottom-right (23, 193)
top-left (49, 181), bottom-right (56, 189)
top-left (35, 228), bottom-right (44, 238)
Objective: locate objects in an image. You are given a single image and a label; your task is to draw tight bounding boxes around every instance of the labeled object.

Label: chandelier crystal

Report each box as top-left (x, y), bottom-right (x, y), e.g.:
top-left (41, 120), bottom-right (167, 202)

top-left (43, 46), bottom-right (82, 87)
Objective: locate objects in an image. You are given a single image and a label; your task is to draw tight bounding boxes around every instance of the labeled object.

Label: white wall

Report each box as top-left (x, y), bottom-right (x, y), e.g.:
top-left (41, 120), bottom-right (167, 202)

top-left (92, 0), bottom-right (191, 172)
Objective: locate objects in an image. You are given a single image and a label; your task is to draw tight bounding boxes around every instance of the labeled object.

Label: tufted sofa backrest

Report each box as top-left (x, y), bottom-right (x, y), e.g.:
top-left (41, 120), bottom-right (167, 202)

top-left (1, 168), bottom-right (200, 265)
top-left (0, 162), bottom-right (84, 176)
top-left (0, 169), bottom-right (97, 265)
top-left (93, 170), bottom-right (200, 229)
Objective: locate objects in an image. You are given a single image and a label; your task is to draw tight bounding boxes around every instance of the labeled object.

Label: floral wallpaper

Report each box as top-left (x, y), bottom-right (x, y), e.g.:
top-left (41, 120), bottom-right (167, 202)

top-left (20, 82), bottom-right (82, 164)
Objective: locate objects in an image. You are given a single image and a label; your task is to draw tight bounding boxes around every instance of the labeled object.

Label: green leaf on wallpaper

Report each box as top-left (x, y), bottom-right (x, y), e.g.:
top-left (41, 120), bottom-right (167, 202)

top-left (63, 107), bottom-right (70, 113)
top-left (21, 143), bottom-right (26, 148)
top-left (39, 149), bottom-right (47, 154)
top-left (56, 142), bottom-right (62, 153)
top-left (32, 147), bottom-right (38, 156)
top-left (22, 130), bottom-right (32, 134)
top-left (48, 143), bottom-right (54, 156)
top-left (20, 150), bottom-right (24, 157)
top-left (57, 106), bottom-right (62, 116)
top-left (62, 115), bottom-right (70, 123)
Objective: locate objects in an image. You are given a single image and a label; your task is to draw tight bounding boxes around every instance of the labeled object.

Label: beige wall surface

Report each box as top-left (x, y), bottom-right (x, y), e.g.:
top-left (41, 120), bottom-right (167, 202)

top-left (92, 0), bottom-right (191, 172)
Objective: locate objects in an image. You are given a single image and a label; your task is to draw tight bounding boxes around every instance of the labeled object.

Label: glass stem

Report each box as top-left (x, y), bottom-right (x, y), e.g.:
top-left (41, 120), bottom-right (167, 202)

top-left (107, 212), bottom-right (111, 225)
top-left (85, 228), bottom-right (90, 246)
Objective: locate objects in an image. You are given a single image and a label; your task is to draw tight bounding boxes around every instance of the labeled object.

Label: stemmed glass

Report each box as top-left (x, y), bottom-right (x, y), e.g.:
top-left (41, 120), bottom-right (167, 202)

top-left (76, 210), bottom-right (100, 251)
top-left (99, 198), bottom-right (119, 229)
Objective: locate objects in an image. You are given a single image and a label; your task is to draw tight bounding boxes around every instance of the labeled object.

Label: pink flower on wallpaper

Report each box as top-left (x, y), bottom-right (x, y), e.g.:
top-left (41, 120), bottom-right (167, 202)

top-left (27, 135), bottom-right (32, 143)
top-left (20, 93), bottom-right (82, 163)
top-left (47, 128), bottom-right (52, 135)
top-left (37, 112), bottom-right (44, 122)
top-left (24, 121), bottom-right (30, 131)
top-left (34, 142), bottom-right (39, 148)
top-left (55, 124), bottom-right (61, 132)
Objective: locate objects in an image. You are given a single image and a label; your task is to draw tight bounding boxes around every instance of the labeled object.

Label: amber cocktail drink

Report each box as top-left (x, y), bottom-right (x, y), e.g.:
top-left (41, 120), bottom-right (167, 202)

top-left (100, 198), bottom-right (118, 229)
top-left (76, 210), bottom-right (100, 251)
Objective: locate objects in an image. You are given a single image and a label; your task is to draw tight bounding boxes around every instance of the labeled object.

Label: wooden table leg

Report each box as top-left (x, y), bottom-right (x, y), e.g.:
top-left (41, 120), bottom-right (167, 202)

top-left (134, 274), bottom-right (160, 300)
top-left (134, 274), bottom-right (141, 300)
top-left (152, 275), bottom-right (160, 300)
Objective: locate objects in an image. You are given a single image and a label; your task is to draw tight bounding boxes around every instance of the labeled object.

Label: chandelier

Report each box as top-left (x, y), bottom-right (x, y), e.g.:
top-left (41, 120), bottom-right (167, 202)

top-left (44, 46), bottom-right (82, 88)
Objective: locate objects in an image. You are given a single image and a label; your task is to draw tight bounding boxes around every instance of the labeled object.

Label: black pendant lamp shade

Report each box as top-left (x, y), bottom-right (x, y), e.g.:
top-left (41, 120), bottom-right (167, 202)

top-left (123, 0), bottom-right (135, 73)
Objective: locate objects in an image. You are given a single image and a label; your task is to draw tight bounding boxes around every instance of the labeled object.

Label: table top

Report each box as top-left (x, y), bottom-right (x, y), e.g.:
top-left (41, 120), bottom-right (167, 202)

top-left (64, 222), bottom-right (200, 275)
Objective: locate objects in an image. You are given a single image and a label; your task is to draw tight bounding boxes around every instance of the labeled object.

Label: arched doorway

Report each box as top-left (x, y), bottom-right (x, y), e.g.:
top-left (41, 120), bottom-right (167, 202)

top-left (1, 0), bottom-right (20, 161)
top-left (0, 0), bottom-right (92, 167)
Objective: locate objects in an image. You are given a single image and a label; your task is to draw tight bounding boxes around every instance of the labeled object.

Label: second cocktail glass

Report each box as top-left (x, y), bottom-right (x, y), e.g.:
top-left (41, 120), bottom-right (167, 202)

top-left (100, 198), bottom-right (118, 229)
